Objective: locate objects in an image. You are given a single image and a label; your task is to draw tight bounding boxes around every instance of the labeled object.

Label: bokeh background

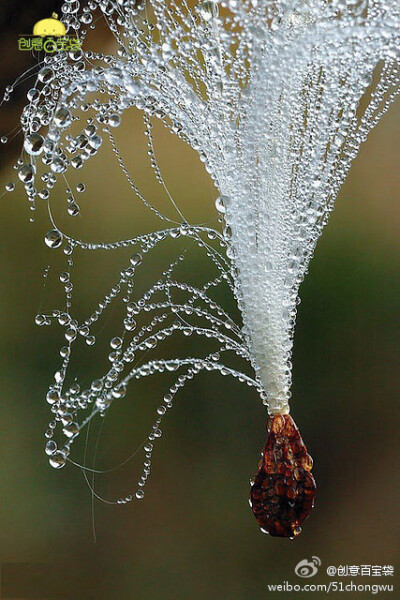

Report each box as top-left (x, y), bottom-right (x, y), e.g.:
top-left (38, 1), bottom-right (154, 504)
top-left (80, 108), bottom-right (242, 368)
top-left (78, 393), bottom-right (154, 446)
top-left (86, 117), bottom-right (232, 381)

top-left (0, 2), bottom-right (399, 599)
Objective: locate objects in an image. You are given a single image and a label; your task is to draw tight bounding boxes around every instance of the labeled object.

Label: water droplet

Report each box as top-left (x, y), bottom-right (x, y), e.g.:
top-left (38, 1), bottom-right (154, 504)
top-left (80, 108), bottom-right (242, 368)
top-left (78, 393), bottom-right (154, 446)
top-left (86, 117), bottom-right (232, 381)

top-left (89, 135), bottom-right (102, 149)
top-left (110, 337), bottom-right (122, 349)
top-left (71, 156), bottom-right (84, 169)
top-left (124, 317), bottom-right (136, 331)
top-left (67, 203), bottom-right (80, 216)
top-left (45, 229), bottom-right (63, 249)
top-left (63, 422), bottom-right (79, 438)
top-left (18, 163), bottom-right (36, 183)
top-left (50, 158), bottom-right (67, 173)
top-left (45, 440), bottom-right (57, 455)
top-left (199, 0), bottom-right (219, 22)
top-left (91, 379), bottom-right (103, 392)
top-left (38, 67), bottom-right (54, 83)
top-left (65, 328), bottom-right (77, 342)
top-left (24, 133), bottom-right (44, 156)
top-left (49, 452), bottom-right (66, 469)
top-left (35, 314), bottom-right (46, 326)
top-left (46, 389), bottom-right (60, 405)
top-left (130, 253), bottom-right (142, 266)
top-left (54, 107), bottom-right (72, 128)
top-left (215, 195), bottom-right (230, 214)
top-left (27, 88), bottom-right (40, 102)
top-left (108, 114), bottom-right (121, 127)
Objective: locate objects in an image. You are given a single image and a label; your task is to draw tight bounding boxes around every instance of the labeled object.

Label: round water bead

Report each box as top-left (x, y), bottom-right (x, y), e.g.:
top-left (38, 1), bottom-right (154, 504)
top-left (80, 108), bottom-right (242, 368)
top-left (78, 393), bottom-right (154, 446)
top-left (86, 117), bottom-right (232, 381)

top-left (49, 452), bottom-right (66, 469)
top-left (67, 203), bottom-right (80, 216)
top-left (110, 336), bottom-right (123, 349)
top-left (85, 124), bottom-right (96, 137)
top-left (18, 163), bottom-right (36, 183)
top-left (89, 135), bottom-right (102, 150)
top-left (108, 114), bottom-right (121, 127)
top-left (199, 0), bottom-right (219, 21)
top-left (63, 422), bottom-right (79, 438)
top-left (50, 158), bottom-right (67, 173)
top-left (215, 196), bottom-right (226, 213)
top-left (27, 88), bottom-right (40, 102)
top-left (130, 253), bottom-right (142, 266)
top-left (59, 272), bottom-right (70, 283)
top-left (71, 156), bottom-right (84, 169)
top-left (46, 389), bottom-right (60, 405)
top-left (124, 318), bottom-right (136, 331)
top-left (91, 379), bottom-right (103, 392)
top-left (54, 107), bottom-right (72, 128)
top-left (45, 229), bottom-right (63, 249)
top-left (65, 328), bottom-right (77, 342)
top-left (24, 133), bottom-right (44, 156)
top-left (38, 67), bottom-right (54, 83)
top-left (45, 440), bottom-right (57, 455)
top-left (35, 314), bottom-right (46, 326)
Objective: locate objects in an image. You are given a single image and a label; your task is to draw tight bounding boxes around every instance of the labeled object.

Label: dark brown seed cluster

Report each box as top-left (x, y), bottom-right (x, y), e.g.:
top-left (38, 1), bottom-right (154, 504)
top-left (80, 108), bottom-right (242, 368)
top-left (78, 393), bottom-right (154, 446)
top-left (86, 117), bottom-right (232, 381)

top-left (249, 414), bottom-right (316, 538)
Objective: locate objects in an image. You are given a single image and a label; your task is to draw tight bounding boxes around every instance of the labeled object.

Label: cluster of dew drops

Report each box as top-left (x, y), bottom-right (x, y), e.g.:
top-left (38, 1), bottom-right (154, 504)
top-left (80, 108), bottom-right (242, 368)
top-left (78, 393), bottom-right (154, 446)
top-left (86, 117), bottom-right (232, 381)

top-left (4, 0), bottom-right (398, 507)
top-left (0, 0), bottom-right (267, 505)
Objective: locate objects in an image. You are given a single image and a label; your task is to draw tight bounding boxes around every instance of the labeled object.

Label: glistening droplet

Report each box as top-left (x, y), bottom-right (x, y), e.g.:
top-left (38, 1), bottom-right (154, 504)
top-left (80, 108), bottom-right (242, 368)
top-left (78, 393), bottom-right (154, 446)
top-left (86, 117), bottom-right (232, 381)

top-left (24, 133), bottom-right (44, 155)
top-left (45, 229), bottom-right (63, 249)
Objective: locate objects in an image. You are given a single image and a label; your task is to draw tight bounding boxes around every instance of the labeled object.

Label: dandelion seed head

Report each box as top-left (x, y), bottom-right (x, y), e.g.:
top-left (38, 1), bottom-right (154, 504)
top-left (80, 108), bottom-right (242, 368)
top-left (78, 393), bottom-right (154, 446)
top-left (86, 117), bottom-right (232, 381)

top-left (2, 0), bottom-right (399, 509)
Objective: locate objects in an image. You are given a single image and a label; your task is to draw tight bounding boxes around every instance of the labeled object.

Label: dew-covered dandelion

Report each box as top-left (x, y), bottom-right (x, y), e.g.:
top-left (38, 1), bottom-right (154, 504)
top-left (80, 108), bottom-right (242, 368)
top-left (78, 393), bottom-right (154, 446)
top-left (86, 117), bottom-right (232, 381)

top-left (2, 0), bottom-right (399, 538)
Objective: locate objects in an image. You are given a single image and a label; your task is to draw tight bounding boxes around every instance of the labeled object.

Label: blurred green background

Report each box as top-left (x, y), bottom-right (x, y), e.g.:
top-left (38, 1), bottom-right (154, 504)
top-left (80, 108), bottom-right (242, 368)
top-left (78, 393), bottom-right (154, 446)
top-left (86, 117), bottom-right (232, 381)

top-left (0, 3), bottom-right (399, 599)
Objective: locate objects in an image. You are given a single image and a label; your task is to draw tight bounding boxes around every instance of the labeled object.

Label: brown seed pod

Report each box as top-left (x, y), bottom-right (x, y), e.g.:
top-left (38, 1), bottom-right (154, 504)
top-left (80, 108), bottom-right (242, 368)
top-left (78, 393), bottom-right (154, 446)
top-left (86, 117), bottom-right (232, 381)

top-left (249, 414), bottom-right (316, 538)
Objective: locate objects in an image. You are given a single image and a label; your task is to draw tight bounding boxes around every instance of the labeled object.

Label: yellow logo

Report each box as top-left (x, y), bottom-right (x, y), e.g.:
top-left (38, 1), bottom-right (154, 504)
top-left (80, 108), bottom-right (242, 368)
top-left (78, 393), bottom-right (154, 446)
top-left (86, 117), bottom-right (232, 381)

top-left (33, 13), bottom-right (66, 38)
top-left (18, 13), bottom-right (81, 54)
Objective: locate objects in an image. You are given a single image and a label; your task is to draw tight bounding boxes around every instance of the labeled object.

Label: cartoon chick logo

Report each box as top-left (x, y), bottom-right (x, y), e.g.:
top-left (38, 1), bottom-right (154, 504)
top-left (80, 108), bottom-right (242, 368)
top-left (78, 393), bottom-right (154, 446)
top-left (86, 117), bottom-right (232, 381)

top-left (33, 13), bottom-right (66, 37)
